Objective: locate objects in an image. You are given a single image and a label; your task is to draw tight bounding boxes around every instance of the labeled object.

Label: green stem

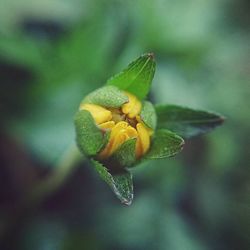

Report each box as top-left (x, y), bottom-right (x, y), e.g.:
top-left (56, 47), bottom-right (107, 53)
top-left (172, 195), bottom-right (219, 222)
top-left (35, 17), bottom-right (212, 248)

top-left (28, 144), bottom-right (83, 204)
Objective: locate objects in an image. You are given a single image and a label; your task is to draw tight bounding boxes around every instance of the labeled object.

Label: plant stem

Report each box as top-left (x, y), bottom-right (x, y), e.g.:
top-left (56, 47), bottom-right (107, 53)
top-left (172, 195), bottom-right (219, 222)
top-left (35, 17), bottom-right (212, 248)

top-left (28, 144), bottom-right (83, 204)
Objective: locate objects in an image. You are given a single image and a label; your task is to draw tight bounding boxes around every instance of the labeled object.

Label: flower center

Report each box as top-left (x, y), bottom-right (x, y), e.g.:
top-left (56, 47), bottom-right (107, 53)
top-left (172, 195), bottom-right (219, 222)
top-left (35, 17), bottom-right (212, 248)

top-left (108, 108), bottom-right (138, 128)
top-left (79, 92), bottom-right (152, 160)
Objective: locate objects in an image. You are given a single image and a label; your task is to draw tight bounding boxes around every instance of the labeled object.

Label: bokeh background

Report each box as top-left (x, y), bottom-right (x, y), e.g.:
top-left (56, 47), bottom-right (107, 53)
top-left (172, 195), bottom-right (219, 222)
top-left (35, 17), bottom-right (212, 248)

top-left (0, 0), bottom-right (250, 249)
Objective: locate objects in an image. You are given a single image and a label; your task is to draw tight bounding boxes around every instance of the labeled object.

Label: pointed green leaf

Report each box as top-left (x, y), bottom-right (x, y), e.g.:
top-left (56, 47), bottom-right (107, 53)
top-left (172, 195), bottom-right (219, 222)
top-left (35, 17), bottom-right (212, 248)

top-left (74, 110), bottom-right (105, 156)
top-left (91, 160), bottom-right (133, 205)
top-left (140, 101), bottom-right (157, 129)
top-left (111, 138), bottom-right (137, 168)
top-left (81, 86), bottom-right (128, 108)
top-left (155, 104), bottom-right (225, 138)
top-left (107, 53), bottom-right (156, 99)
top-left (146, 129), bottom-right (184, 159)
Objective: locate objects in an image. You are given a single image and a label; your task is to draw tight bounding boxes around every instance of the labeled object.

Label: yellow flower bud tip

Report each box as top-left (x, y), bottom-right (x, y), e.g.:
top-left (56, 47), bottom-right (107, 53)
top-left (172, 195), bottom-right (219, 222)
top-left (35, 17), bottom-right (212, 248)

top-left (99, 122), bottom-right (134, 159)
top-left (108, 131), bottom-right (129, 157)
top-left (99, 121), bottom-right (115, 130)
top-left (81, 91), bottom-right (153, 160)
top-left (80, 103), bottom-right (112, 124)
top-left (122, 92), bottom-right (142, 118)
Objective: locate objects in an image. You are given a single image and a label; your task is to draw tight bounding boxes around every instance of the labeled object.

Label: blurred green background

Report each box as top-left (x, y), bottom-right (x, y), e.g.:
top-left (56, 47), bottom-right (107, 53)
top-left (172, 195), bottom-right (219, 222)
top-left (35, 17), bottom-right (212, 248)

top-left (0, 0), bottom-right (250, 249)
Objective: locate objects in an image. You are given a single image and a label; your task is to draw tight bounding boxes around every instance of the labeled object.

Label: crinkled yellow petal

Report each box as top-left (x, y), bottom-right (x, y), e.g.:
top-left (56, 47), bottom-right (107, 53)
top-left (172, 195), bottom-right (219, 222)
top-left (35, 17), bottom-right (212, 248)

top-left (126, 126), bottom-right (138, 138)
top-left (99, 121), bottom-right (115, 130)
top-left (99, 122), bottom-right (128, 159)
top-left (80, 103), bottom-right (112, 124)
top-left (99, 122), bottom-right (140, 159)
top-left (122, 92), bottom-right (142, 118)
top-left (99, 129), bottom-right (128, 159)
top-left (110, 121), bottom-right (128, 136)
top-left (80, 91), bottom-right (153, 161)
top-left (108, 130), bottom-right (129, 157)
top-left (136, 123), bottom-right (150, 158)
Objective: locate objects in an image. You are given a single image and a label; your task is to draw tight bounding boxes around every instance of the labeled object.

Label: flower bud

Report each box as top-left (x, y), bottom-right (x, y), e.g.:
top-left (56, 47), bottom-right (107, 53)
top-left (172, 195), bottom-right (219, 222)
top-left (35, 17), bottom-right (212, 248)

top-left (73, 53), bottom-right (193, 204)
top-left (75, 86), bottom-right (156, 168)
top-left (73, 53), bottom-right (221, 205)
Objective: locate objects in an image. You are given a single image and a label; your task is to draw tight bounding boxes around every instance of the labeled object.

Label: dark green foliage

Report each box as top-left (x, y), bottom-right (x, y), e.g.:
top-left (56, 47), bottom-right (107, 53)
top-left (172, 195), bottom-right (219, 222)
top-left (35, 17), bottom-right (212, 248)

top-left (1, 1), bottom-right (248, 249)
top-left (155, 104), bottom-right (225, 138)
top-left (92, 160), bottom-right (133, 205)
top-left (146, 129), bottom-right (184, 159)
top-left (111, 138), bottom-right (137, 168)
top-left (107, 53), bottom-right (156, 99)
top-left (74, 110), bottom-right (105, 156)
top-left (140, 101), bottom-right (157, 129)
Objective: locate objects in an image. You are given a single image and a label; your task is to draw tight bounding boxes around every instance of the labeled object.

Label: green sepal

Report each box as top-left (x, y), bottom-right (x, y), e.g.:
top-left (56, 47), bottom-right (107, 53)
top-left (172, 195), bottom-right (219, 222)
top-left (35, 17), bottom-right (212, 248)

top-left (140, 101), bottom-right (157, 129)
top-left (107, 53), bottom-right (156, 100)
top-left (74, 110), bottom-right (106, 156)
top-left (91, 159), bottom-right (133, 205)
top-left (81, 86), bottom-right (128, 108)
top-left (146, 129), bottom-right (184, 159)
top-left (110, 138), bottom-right (137, 168)
top-left (155, 104), bottom-right (225, 138)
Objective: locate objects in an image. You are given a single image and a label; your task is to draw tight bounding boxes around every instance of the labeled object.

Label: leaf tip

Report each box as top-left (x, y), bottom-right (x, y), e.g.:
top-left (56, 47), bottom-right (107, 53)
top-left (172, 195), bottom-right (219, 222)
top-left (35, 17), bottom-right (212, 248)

top-left (121, 197), bottom-right (133, 206)
top-left (218, 115), bottom-right (226, 124)
top-left (180, 138), bottom-right (185, 150)
top-left (147, 52), bottom-right (155, 59)
top-left (142, 52), bottom-right (155, 63)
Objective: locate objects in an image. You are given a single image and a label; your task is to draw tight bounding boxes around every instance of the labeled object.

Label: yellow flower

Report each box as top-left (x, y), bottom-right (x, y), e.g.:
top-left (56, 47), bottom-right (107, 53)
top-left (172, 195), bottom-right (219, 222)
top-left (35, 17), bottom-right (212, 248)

top-left (79, 92), bottom-right (153, 159)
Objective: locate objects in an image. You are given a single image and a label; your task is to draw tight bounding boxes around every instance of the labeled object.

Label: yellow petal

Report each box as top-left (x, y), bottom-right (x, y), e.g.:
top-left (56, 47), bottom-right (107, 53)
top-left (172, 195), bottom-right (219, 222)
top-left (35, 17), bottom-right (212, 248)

top-left (99, 121), bottom-right (128, 159)
top-left (99, 121), bottom-right (115, 130)
top-left (136, 115), bottom-right (142, 123)
top-left (108, 130), bottom-right (129, 156)
top-left (80, 103), bottom-right (112, 124)
top-left (122, 92), bottom-right (142, 118)
top-left (136, 115), bottom-right (154, 136)
top-left (136, 123), bottom-right (150, 158)
top-left (110, 121), bottom-right (128, 137)
top-left (99, 129), bottom-right (128, 159)
top-left (126, 126), bottom-right (138, 138)
top-left (135, 140), bottom-right (143, 158)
